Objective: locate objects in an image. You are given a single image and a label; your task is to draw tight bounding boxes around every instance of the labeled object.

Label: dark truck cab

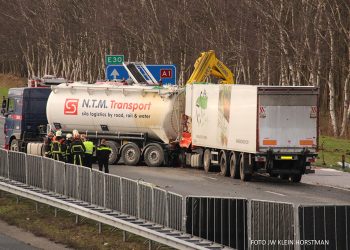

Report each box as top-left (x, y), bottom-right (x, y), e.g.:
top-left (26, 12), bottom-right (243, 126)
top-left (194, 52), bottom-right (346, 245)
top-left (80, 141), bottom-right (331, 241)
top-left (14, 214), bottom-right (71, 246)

top-left (3, 87), bottom-right (51, 151)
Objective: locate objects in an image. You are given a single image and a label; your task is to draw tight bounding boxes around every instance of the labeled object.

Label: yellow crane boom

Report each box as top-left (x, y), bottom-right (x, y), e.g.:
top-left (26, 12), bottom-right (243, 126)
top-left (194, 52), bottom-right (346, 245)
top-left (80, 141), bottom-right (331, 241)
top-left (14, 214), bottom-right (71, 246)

top-left (187, 50), bottom-right (235, 84)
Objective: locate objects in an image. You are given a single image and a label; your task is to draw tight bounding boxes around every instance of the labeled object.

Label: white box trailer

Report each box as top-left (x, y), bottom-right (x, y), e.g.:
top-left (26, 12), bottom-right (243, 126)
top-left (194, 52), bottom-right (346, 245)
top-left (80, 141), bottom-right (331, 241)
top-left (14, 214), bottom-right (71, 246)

top-left (184, 84), bottom-right (318, 182)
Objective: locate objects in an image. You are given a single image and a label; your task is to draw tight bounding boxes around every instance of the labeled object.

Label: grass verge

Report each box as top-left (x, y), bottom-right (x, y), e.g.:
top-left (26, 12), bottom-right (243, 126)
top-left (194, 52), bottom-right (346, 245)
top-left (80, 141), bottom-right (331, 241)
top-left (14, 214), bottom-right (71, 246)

top-left (0, 191), bottom-right (167, 250)
top-left (315, 135), bottom-right (350, 172)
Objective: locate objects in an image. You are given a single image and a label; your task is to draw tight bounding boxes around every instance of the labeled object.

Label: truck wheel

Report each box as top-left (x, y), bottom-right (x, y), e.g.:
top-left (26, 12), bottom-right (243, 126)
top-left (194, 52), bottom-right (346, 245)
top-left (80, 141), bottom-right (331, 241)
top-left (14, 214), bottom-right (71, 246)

top-left (280, 174), bottom-right (289, 180)
top-left (106, 141), bottom-right (120, 165)
top-left (121, 143), bottom-right (141, 166)
top-left (10, 139), bottom-right (19, 151)
top-left (291, 174), bottom-right (302, 183)
top-left (240, 153), bottom-right (252, 181)
top-left (219, 150), bottom-right (230, 176)
top-left (230, 152), bottom-right (240, 179)
top-left (144, 144), bottom-right (164, 167)
top-left (203, 149), bottom-right (212, 173)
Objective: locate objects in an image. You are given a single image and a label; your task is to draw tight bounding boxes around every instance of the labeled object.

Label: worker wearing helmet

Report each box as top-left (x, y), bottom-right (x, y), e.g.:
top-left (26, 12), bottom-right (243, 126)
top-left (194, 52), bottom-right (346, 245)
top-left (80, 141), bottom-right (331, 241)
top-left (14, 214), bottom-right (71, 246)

top-left (51, 130), bottom-right (65, 161)
top-left (70, 134), bottom-right (86, 166)
top-left (44, 132), bottom-right (54, 158)
top-left (82, 136), bottom-right (95, 169)
top-left (63, 133), bottom-right (73, 163)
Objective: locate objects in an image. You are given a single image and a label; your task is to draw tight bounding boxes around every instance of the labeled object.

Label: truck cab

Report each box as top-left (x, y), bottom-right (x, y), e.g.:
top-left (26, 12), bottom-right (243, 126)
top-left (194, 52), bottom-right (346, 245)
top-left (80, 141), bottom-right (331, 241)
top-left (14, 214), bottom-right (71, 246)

top-left (4, 87), bottom-right (51, 151)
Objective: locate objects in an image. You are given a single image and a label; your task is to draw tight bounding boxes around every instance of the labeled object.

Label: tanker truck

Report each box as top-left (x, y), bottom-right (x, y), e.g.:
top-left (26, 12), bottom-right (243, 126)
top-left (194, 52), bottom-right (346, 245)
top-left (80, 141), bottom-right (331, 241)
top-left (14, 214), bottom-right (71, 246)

top-left (46, 83), bottom-right (185, 167)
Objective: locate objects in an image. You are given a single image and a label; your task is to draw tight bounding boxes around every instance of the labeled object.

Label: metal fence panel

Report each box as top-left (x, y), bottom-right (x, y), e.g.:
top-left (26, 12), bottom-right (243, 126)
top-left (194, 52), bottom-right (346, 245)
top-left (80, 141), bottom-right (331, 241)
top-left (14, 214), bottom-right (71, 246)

top-left (77, 166), bottom-right (91, 203)
top-left (8, 151), bottom-right (26, 183)
top-left (186, 196), bottom-right (247, 250)
top-left (299, 205), bottom-right (350, 250)
top-left (54, 161), bottom-right (65, 195)
top-left (105, 174), bottom-right (121, 211)
top-left (139, 182), bottom-right (153, 221)
top-left (121, 178), bottom-right (138, 217)
top-left (65, 163), bottom-right (78, 199)
top-left (91, 170), bottom-right (105, 207)
top-left (250, 200), bottom-right (294, 250)
top-left (26, 154), bottom-right (42, 188)
top-left (0, 149), bottom-right (9, 178)
top-left (42, 157), bottom-right (55, 192)
top-left (168, 192), bottom-right (183, 231)
top-left (154, 188), bottom-right (167, 226)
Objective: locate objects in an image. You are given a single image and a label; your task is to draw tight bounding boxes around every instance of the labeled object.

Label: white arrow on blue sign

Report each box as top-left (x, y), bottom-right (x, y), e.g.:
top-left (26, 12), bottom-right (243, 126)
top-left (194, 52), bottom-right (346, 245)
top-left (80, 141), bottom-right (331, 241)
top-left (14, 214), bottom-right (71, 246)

top-left (106, 65), bottom-right (177, 84)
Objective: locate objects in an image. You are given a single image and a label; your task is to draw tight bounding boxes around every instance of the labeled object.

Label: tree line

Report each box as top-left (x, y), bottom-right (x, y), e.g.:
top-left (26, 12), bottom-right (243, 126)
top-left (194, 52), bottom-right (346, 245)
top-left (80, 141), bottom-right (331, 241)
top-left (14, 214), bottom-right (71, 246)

top-left (0, 0), bottom-right (349, 136)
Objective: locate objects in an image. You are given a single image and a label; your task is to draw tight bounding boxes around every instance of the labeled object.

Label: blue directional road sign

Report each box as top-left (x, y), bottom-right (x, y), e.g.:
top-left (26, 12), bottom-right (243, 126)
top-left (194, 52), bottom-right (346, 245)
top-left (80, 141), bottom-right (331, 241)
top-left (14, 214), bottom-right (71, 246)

top-left (106, 64), bottom-right (177, 85)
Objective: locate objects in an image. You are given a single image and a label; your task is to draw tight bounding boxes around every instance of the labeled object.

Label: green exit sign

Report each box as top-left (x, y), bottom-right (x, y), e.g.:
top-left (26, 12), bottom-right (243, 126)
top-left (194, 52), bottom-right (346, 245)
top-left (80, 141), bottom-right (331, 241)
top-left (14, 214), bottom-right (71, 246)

top-left (105, 55), bottom-right (124, 65)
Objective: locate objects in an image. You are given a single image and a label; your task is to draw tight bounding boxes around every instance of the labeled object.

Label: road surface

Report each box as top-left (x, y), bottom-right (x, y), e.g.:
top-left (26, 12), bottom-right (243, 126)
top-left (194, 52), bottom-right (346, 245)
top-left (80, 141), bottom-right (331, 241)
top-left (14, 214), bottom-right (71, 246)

top-left (98, 164), bottom-right (350, 205)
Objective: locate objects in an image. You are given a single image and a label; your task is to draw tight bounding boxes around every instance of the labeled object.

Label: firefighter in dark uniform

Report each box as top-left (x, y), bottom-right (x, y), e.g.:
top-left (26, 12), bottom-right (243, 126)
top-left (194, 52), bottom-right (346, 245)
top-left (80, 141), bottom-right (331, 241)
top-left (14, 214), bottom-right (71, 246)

top-left (70, 133), bottom-right (86, 166)
top-left (51, 131), bottom-right (65, 161)
top-left (44, 132), bottom-right (54, 158)
top-left (64, 133), bottom-right (73, 163)
top-left (96, 139), bottom-right (112, 173)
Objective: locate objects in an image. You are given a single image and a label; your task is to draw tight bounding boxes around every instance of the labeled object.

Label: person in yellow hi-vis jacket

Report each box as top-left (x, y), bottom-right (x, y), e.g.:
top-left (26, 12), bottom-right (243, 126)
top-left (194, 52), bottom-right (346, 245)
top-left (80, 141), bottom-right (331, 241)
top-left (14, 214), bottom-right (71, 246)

top-left (96, 139), bottom-right (112, 173)
top-left (82, 136), bottom-right (95, 168)
top-left (70, 133), bottom-right (86, 166)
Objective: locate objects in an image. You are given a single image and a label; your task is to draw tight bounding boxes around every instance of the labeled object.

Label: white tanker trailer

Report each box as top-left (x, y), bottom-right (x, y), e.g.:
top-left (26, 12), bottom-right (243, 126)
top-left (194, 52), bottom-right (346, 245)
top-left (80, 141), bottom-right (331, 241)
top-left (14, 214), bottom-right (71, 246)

top-left (45, 83), bottom-right (185, 166)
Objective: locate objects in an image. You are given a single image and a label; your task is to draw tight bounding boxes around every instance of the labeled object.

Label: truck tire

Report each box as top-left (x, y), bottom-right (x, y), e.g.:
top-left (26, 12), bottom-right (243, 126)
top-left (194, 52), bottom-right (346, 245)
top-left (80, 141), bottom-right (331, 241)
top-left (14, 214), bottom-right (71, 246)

top-left (230, 152), bottom-right (240, 179)
top-left (240, 153), bottom-right (252, 181)
top-left (203, 149), bottom-right (212, 173)
top-left (291, 174), bottom-right (302, 183)
top-left (121, 142), bottom-right (141, 166)
top-left (106, 141), bottom-right (120, 165)
top-left (219, 150), bottom-right (230, 176)
top-left (280, 174), bottom-right (289, 180)
top-left (144, 144), bottom-right (164, 167)
top-left (10, 139), bottom-right (19, 152)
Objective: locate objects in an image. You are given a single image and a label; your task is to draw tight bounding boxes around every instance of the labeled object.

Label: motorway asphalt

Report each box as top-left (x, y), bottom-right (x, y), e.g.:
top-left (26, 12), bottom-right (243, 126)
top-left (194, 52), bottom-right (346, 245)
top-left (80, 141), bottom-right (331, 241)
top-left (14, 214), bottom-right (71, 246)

top-left (99, 164), bottom-right (350, 205)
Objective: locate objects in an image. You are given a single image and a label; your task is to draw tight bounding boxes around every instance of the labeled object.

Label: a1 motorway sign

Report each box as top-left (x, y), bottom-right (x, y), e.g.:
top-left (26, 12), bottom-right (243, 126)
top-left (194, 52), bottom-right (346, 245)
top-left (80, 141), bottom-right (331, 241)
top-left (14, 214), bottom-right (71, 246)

top-left (105, 55), bottom-right (124, 65)
top-left (105, 65), bottom-right (177, 85)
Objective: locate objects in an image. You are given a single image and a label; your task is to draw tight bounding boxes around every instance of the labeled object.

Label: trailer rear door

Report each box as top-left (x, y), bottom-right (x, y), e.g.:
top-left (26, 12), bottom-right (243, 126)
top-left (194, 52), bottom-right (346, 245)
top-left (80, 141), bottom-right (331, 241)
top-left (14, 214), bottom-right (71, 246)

top-left (258, 88), bottom-right (318, 153)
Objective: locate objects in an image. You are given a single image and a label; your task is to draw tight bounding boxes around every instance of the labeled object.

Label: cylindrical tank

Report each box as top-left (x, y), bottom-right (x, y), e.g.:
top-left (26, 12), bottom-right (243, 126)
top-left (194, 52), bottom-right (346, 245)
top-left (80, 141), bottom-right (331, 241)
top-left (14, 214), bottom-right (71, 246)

top-left (46, 83), bottom-right (185, 143)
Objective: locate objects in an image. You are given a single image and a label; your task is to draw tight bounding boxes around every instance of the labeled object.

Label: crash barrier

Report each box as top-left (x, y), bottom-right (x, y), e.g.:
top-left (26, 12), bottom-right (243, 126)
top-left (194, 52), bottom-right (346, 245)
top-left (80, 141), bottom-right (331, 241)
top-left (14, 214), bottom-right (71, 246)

top-left (186, 196), bottom-right (247, 250)
top-left (2, 149), bottom-right (349, 249)
top-left (0, 148), bottom-right (8, 178)
top-left (299, 205), bottom-right (350, 250)
top-left (0, 150), bottom-right (183, 232)
top-left (250, 200), bottom-right (294, 250)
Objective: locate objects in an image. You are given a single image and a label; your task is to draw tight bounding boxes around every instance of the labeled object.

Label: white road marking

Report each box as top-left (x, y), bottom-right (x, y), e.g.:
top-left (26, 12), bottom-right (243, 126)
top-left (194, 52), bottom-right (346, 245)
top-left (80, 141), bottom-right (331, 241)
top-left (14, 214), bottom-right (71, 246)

top-left (203, 176), bottom-right (217, 180)
top-left (265, 191), bottom-right (286, 196)
top-left (320, 168), bottom-right (340, 172)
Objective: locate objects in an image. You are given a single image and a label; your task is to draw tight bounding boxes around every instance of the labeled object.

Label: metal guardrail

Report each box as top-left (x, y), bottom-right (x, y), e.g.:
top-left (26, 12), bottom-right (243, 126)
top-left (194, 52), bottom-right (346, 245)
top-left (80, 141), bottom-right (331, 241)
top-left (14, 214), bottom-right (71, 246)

top-left (186, 196), bottom-right (248, 250)
top-left (250, 200), bottom-right (294, 250)
top-left (1, 149), bottom-right (349, 250)
top-left (299, 205), bottom-right (349, 250)
top-left (0, 149), bottom-right (184, 234)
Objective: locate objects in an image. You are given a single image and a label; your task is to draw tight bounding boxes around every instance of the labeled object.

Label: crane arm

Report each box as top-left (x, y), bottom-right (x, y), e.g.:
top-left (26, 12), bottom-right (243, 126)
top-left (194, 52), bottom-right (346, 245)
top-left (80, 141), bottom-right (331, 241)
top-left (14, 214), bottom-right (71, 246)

top-left (187, 50), bottom-right (235, 84)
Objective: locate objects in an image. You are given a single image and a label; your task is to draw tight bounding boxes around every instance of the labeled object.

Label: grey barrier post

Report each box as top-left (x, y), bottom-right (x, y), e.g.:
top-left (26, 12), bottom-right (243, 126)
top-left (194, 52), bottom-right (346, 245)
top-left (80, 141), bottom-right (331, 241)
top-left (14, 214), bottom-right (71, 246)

top-left (25, 154), bottom-right (28, 185)
top-left (120, 177), bottom-right (123, 212)
top-left (165, 191), bottom-right (169, 228)
top-left (53, 159), bottom-right (57, 193)
top-left (151, 187), bottom-right (155, 222)
top-left (247, 199), bottom-right (251, 250)
top-left (41, 157), bottom-right (44, 190)
top-left (137, 180), bottom-right (140, 219)
top-left (7, 151), bottom-right (9, 179)
top-left (76, 166), bottom-right (79, 200)
top-left (103, 174), bottom-right (106, 208)
top-left (90, 169), bottom-right (93, 204)
top-left (294, 204), bottom-right (301, 250)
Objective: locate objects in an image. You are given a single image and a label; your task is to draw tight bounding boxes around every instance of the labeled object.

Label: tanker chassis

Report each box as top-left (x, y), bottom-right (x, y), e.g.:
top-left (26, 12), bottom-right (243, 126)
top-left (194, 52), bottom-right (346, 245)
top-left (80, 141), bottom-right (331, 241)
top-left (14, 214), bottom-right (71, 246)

top-left (181, 84), bottom-right (318, 182)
